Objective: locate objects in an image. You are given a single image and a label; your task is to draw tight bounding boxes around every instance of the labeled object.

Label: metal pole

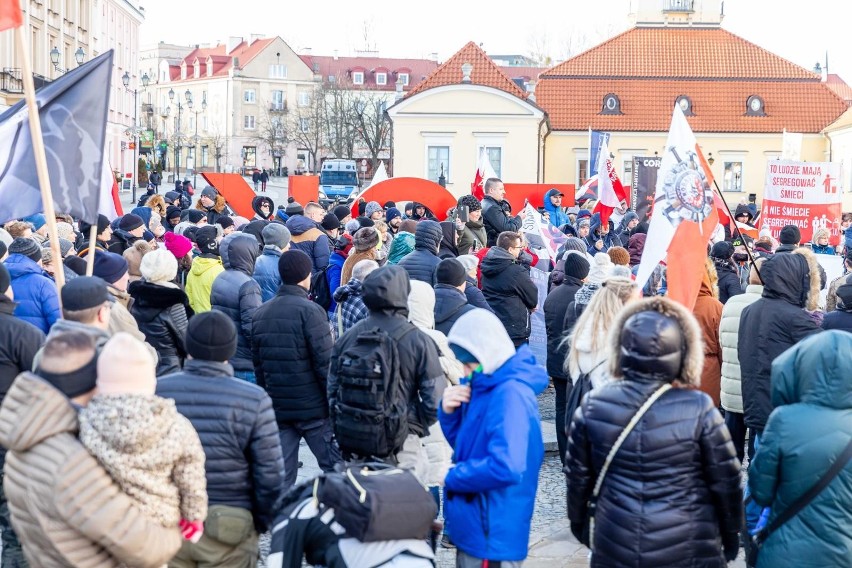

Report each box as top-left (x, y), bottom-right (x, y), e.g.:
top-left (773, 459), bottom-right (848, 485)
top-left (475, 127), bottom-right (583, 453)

top-left (132, 88), bottom-right (138, 204)
top-left (194, 112), bottom-right (199, 189)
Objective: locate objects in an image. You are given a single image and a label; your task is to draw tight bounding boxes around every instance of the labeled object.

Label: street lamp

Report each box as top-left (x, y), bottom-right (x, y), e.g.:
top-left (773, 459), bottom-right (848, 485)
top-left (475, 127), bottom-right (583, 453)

top-left (122, 71), bottom-right (150, 203)
top-left (50, 46), bottom-right (86, 74)
top-left (187, 96), bottom-right (207, 189)
top-left (167, 88), bottom-right (192, 183)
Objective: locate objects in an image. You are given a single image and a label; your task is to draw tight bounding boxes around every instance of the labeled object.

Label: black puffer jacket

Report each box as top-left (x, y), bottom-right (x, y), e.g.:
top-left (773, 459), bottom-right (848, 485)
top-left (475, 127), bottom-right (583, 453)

top-left (328, 266), bottom-right (444, 437)
top-left (714, 260), bottom-right (744, 304)
top-left (566, 299), bottom-right (742, 567)
top-left (155, 359), bottom-right (285, 532)
top-left (738, 251), bottom-right (821, 432)
top-left (481, 195), bottom-right (522, 247)
top-left (433, 284), bottom-right (475, 336)
top-left (480, 247), bottom-right (538, 341)
top-left (128, 280), bottom-right (190, 376)
top-left (398, 220), bottom-right (442, 284)
top-left (211, 233), bottom-right (262, 371)
top-left (542, 275), bottom-right (583, 381)
top-left (251, 285), bottom-right (334, 423)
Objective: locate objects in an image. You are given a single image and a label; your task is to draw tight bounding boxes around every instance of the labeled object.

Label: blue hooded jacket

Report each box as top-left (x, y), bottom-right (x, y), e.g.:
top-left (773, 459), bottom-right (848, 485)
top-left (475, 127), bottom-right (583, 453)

top-left (5, 254), bottom-right (61, 333)
top-left (253, 245), bottom-right (283, 303)
top-left (543, 188), bottom-right (570, 229)
top-left (439, 309), bottom-right (548, 561)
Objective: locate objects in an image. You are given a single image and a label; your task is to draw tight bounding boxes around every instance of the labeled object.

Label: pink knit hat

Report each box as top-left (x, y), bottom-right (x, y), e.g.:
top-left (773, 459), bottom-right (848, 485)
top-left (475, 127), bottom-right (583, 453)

top-left (164, 231), bottom-right (192, 259)
top-left (96, 333), bottom-right (157, 396)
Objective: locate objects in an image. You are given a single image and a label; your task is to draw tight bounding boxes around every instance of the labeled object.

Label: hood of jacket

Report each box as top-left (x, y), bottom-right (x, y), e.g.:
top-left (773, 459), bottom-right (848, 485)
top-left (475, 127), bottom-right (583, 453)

top-left (333, 277), bottom-right (364, 303)
top-left (195, 194), bottom-right (227, 214)
top-left (734, 203), bottom-right (754, 224)
top-left (47, 318), bottom-right (111, 346)
top-left (434, 283), bottom-right (469, 323)
top-left (447, 308), bottom-right (517, 375)
top-left (407, 280), bottom-right (436, 330)
top-left (607, 296), bottom-right (704, 386)
top-left (220, 232), bottom-right (259, 275)
top-left (618, 211), bottom-right (639, 231)
top-left (4, 253), bottom-right (49, 280)
top-left (480, 246), bottom-right (518, 277)
top-left (543, 189), bottom-right (562, 214)
top-left (190, 256), bottom-right (223, 277)
top-left (0, 373), bottom-right (78, 452)
top-left (81, 394), bottom-right (178, 453)
top-left (771, 330), bottom-right (852, 410)
top-left (362, 265), bottom-right (410, 316)
top-left (761, 248), bottom-right (820, 309)
top-left (627, 233), bottom-right (646, 266)
top-left (128, 280), bottom-right (188, 311)
top-left (439, 221), bottom-right (458, 254)
top-left (414, 220), bottom-right (442, 254)
top-left (251, 195), bottom-right (274, 220)
top-left (285, 215), bottom-right (318, 236)
top-left (469, 344), bottom-right (548, 396)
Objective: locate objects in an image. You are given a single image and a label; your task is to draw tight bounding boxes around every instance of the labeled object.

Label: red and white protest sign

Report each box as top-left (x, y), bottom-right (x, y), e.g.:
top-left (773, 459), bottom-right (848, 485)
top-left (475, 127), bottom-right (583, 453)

top-left (761, 160), bottom-right (842, 245)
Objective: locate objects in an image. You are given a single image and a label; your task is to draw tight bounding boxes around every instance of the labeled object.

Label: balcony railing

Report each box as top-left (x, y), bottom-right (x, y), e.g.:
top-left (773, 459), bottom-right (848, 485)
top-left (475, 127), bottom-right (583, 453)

top-left (1, 68), bottom-right (23, 94)
top-left (269, 101), bottom-right (288, 112)
top-left (665, 0), bottom-right (694, 11)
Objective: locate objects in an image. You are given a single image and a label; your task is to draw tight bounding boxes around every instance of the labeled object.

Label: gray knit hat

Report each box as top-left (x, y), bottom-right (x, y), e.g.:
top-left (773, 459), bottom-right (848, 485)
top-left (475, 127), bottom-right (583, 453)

top-left (561, 237), bottom-right (587, 255)
top-left (9, 237), bottom-right (42, 262)
top-left (365, 201), bottom-right (383, 218)
top-left (262, 223), bottom-right (291, 250)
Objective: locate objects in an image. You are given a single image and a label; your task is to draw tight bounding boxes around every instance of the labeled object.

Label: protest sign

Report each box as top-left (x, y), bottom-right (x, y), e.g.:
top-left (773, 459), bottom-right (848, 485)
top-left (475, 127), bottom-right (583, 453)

top-left (528, 267), bottom-right (548, 368)
top-left (521, 203), bottom-right (567, 262)
top-left (631, 156), bottom-right (660, 223)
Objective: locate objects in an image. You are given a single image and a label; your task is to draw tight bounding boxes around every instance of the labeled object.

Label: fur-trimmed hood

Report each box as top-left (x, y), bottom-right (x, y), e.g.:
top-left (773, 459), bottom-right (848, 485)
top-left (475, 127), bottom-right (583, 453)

top-left (792, 247), bottom-right (821, 311)
top-left (761, 247), bottom-right (820, 310)
top-left (144, 194), bottom-right (167, 218)
top-left (195, 194), bottom-right (227, 214)
top-left (607, 296), bottom-right (704, 387)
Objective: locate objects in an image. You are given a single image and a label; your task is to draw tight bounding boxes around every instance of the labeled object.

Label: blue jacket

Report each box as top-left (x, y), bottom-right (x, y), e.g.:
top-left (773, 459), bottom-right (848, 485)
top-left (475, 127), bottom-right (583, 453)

top-left (286, 216), bottom-right (330, 274)
top-left (5, 254), bottom-right (60, 333)
top-left (543, 188), bottom-right (570, 228)
top-left (583, 213), bottom-right (617, 255)
top-left (439, 345), bottom-right (548, 561)
top-left (253, 246), bottom-right (283, 303)
top-left (326, 251), bottom-right (346, 315)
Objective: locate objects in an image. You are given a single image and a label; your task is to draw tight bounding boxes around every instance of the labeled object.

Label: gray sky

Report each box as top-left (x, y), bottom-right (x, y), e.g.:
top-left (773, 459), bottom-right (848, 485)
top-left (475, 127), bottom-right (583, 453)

top-left (140, 0), bottom-right (850, 81)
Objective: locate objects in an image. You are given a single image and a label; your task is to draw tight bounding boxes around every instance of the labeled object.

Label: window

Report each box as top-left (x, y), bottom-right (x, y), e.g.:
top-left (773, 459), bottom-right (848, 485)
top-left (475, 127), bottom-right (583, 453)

top-left (622, 157), bottom-right (634, 188)
top-left (202, 116), bottom-right (208, 130)
top-left (601, 93), bottom-right (622, 115)
top-left (724, 161), bottom-right (744, 192)
top-left (480, 146), bottom-right (502, 179)
top-left (328, 75), bottom-right (336, 83)
top-left (577, 159), bottom-right (589, 187)
top-left (398, 73), bottom-right (409, 86)
top-left (376, 72), bottom-right (387, 86)
top-left (298, 91), bottom-right (310, 107)
top-left (427, 146), bottom-right (450, 184)
top-left (269, 65), bottom-right (287, 79)
top-left (201, 146), bottom-right (209, 167)
top-left (189, 117), bottom-right (195, 131)
top-left (353, 71), bottom-right (364, 85)
top-left (271, 90), bottom-right (285, 111)
top-left (242, 146), bottom-right (256, 167)
top-left (244, 115), bottom-right (256, 130)
top-left (244, 89), bottom-right (256, 103)
top-left (299, 118), bottom-right (310, 132)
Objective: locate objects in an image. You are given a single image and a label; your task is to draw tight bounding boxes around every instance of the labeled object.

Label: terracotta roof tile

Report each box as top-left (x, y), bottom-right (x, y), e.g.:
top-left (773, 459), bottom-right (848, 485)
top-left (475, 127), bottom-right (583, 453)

top-left (298, 55), bottom-right (438, 92)
top-left (406, 41), bottom-right (528, 99)
top-left (826, 74), bottom-right (852, 103)
top-left (171, 38), bottom-right (277, 82)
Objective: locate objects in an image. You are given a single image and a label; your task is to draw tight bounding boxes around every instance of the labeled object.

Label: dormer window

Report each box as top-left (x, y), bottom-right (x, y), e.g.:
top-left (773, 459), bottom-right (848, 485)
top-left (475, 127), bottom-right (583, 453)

top-left (353, 71), bottom-right (364, 85)
top-left (601, 93), bottom-right (623, 115)
top-left (206, 60), bottom-right (213, 77)
top-left (676, 95), bottom-right (694, 115)
top-left (193, 61), bottom-right (200, 79)
top-left (180, 62), bottom-right (187, 80)
top-left (376, 72), bottom-right (387, 86)
top-left (398, 72), bottom-right (409, 86)
top-left (746, 95), bottom-right (766, 116)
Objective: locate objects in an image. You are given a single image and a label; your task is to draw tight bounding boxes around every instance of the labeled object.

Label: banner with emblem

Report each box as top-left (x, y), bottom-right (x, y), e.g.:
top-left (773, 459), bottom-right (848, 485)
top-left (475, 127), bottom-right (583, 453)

top-left (635, 105), bottom-right (719, 311)
top-left (631, 156), bottom-right (660, 223)
top-left (521, 203), bottom-right (567, 262)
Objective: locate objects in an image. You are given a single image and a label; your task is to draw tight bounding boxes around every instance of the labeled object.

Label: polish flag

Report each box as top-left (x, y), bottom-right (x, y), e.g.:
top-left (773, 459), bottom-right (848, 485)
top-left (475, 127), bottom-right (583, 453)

top-left (99, 160), bottom-right (122, 219)
top-left (0, 0), bottom-right (23, 32)
top-left (593, 138), bottom-right (626, 228)
top-left (635, 105), bottom-right (719, 310)
top-left (472, 147), bottom-right (498, 200)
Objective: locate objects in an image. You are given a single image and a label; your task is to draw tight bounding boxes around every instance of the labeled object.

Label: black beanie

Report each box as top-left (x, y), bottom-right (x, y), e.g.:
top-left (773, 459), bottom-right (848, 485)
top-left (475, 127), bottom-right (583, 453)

top-left (321, 213), bottom-right (340, 232)
top-left (436, 258), bottom-right (467, 286)
top-left (79, 214), bottom-right (111, 237)
top-left (562, 252), bottom-right (591, 280)
top-left (195, 226), bottom-right (219, 256)
top-left (779, 225), bottom-right (801, 245)
top-left (185, 311), bottom-right (237, 362)
top-left (333, 205), bottom-right (351, 221)
top-left (710, 241), bottom-right (734, 260)
top-left (187, 210), bottom-right (205, 224)
top-left (216, 216), bottom-right (235, 230)
top-left (278, 249), bottom-right (313, 285)
top-left (166, 205), bottom-right (182, 221)
top-left (0, 262), bottom-right (10, 294)
top-left (118, 214), bottom-right (144, 232)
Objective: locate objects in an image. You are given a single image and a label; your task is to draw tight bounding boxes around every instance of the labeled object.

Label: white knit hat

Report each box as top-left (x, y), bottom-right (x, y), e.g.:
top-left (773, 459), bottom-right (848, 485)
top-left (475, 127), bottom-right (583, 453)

top-left (586, 252), bottom-right (613, 285)
top-left (140, 248), bottom-right (178, 284)
top-left (96, 332), bottom-right (157, 396)
top-left (456, 254), bottom-right (479, 274)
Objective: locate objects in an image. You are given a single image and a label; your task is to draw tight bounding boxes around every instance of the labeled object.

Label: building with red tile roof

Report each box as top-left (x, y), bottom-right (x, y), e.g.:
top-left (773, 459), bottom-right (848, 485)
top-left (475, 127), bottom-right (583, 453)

top-left (298, 52), bottom-right (438, 94)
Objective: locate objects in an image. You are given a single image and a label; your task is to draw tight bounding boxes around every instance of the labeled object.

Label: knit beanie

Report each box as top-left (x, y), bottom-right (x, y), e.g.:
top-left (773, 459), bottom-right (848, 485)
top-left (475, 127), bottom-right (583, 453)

top-left (164, 231), bottom-right (193, 259)
top-left (457, 194), bottom-right (482, 212)
top-left (710, 241), bottom-right (734, 260)
top-left (201, 186), bottom-right (218, 200)
top-left (365, 201), bottom-right (383, 218)
top-left (262, 223), bottom-right (291, 250)
top-left (356, 216), bottom-right (375, 228)
top-left (779, 225), bottom-right (801, 245)
top-left (23, 214), bottom-right (46, 231)
top-left (456, 254), bottom-right (479, 275)
top-left (140, 248), bottom-right (178, 284)
top-left (92, 251), bottom-right (129, 284)
top-left (166, 205), bottom-right (182, 223)
top-left (278, 249), bottom-right (313, 285)
top-left (321, 213), bottom-right (340, 232)
top-left (0, 262), bottom-right (9, 294)
top-left (333, 205), bottom-right (352, 223)
top-left (186, 210), bottom-right (205, 224)
top-left (607, 246), bottom-right (631, 266)
top-left (185, 311), bottom-right (237, 362)
top-left (119, 214), bottom-right (144, 232)
top-left (352, 227), bottom-right (380, 252)
top-left (385, 207), bottom-right (402, 224)
top-left (586, 252), bottom-right (613, 285)
top-left (577, 209), bottom-right (592, 220)
top-left (344, 220), bottom-right (361, 235)
top-left (562, 237), bottom-right (587, 255)
top-left (96, 332), bottom-right (157, 396)
top-left (55, 221), bottom-right (76, 242)
top-left (285, 201), bottom-right (304, 216)
top-left (8, 237), bottom-right (41, 262)
top-left (436, 258), bottom-right (467, 286)
top-left (195, 226), bottom-right (220, 256)
top-left (562, 251), bottom-right (591, 280)
top-left (216, 216), bottom-right (235, 230)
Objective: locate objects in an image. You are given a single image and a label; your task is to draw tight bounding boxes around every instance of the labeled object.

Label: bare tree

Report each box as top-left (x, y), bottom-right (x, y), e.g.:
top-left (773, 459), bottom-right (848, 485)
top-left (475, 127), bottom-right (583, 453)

top-left (526, 30), bottom-right (555, 67)
top-left (250, 99), bottom-right (289, 169)
top-left (287, 86), bottom-right (326, 173)
top-left (205, 125), bottom-right (228, 173)
top-left (321, 80), bottom-right (358, 159)
top-left (351, 91), bottom-right (391, 170)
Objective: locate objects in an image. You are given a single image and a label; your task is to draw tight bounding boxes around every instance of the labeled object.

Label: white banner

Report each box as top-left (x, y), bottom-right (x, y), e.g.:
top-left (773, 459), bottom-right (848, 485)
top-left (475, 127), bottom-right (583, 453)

top-left (521, 204), bottom-right (567, 262)
top-left (528, 267), bottom-right (548, 368)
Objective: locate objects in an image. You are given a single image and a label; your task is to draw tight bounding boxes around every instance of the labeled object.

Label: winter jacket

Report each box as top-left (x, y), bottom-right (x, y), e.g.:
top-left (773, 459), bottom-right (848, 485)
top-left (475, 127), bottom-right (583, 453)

top-left (627, 233), bottom-right (645, 266)
top-left (332, 278), bottom-right (370, 336)
top-left (749, 331), bottom-right (852, 568)
top-left (457, 219), bottom-right (487, 256)
top-left (719, 284), bottom-right (763, 414)
top-left (78, 394), bottom-right (207, 527)
top-left (810, 242), bottom-right (835, 255)
top-left (439, 311), bottom-right (548, 561)
top-left (286, 216), bottom-right (330, 274)
top-left (583, 213), bottom-right (617, 255)
top-left (399, 220), bottom-right (443, 284)
top-left (543, 188), bottom-right (570, 229)
top-left (0, 374), bottom-right (182, 567)
top-left (543, 275), bottom-right (583, 381)
top-left (128, 280), bottom-right (190, 376)
top-left (614, 212), bottom-right (639, 247)
top-left (328, 266), bottom-right (444, 438)
top-left (822, 307), bottom-right (852, 332)
top-left (739, 249), bottom-right (822, 432)
top-left (253, 245), bottom-right (283, 302)
top-left (326, 250), bottom-right (346, 314)
top-left (387, 231), bottom-right (415, 264)
top-left (107, 229), bottom-right (140, 255)
top-left (5, 253), bottom-right (61, 333)
top-left (252, 285), bottom-right (334, 423)
top-left (156, 359), bottom-right (286, 532)
top-left (714, 259), bottom-right (744, 304)
top-left (481, 247), bottom-right (538, 341)
top-left (195, 194), bottom-right (230, 225)
top-left (825, 272), bottom-right (852, 312)
top-left (693, 275), bottom-right (724, 407)
top-left (438, 220), bottom-right (459, 259)
top-left (211, 233), bottom-right (262, 371)
top-left (251, 195), bottom-right (274, 220)
top-left (340, 248), bottom-right (378, 287)
top-left (481, 195), bottom-right (522, 247)
top-left (565, 301), bottom-right (741, 568)
top-left (433, 283), bottom-right (475, 336)
top-left (186, 255), bottom-right (225, 313)
top-left (464, 275), bottom-right (492, 311)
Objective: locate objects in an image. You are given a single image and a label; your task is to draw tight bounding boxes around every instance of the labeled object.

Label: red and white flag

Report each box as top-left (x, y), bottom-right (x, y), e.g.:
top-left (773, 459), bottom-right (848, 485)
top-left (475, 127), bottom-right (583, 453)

top-left (472, 147), bottom-right (498, 200)
top-left (99, 160), bottom-right (122, 220)
top-left (593, 138), bottom-right (627, 227)
top-left (0, 0), bottom-right (23, 32)
top-left (635, 105), bottom-right (719, 310)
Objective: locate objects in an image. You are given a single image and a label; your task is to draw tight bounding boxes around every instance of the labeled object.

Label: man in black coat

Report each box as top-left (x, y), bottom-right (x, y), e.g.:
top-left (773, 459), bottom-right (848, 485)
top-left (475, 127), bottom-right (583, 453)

top-left (251, 250), bottom-right (339, 488)
top-left (709, 241), bottom-right (744, 304)
top-left (328, 265), bottom-right (444, 482)
top-left (156, 311), bottom-right (285, 566)
top-left (398, 220), bottom-right (443, 284)
top-left (542, 251), bottom-right (589, 463)
top-left (481, 231), bottom-right (539, 348)
top-left (433, 258), bottom-right (475, 336)
top-left (480, 178), bottom-right (525, 247)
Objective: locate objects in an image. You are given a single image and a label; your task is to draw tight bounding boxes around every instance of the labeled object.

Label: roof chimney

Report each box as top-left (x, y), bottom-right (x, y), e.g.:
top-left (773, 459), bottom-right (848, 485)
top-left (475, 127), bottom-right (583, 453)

top-left (302, 47), bottom-right (312, 55)
top-left (227, 36), bottom-right (243, 53)
top-left (333, 49), bottom-right (338, 61)
top-left (250, 34), bottom-right (263, 45)
top-left (429, 52), bottom-right (438, 62)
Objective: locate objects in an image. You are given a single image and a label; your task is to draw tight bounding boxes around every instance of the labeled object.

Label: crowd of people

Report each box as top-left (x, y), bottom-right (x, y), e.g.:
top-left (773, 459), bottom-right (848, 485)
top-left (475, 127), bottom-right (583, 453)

top-left (0, 176), bottom-right (848, 567)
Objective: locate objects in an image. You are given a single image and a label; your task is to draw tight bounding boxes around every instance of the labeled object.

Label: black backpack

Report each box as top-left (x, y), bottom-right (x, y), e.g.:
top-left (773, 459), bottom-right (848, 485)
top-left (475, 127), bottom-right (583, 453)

top-left (332, 321), bottom-right (415, 459)
top-left (564, 360), bottom-right (605, 439)
top-left (310, 266), bottom-right (333, 310)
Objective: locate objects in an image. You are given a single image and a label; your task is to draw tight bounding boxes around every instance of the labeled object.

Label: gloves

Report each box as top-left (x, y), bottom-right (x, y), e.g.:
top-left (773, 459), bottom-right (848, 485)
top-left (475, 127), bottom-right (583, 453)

top-left (179, 519), bottom-right (204, 543)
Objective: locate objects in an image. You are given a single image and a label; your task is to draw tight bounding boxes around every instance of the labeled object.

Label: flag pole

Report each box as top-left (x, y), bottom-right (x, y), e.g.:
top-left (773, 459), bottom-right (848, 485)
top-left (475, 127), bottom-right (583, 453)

top-left (712, 179), bottom-right (763, 282)
top-left (14, 26), bottom-right (65, 310)
top-left (86, 224), bottom-right (97, 276)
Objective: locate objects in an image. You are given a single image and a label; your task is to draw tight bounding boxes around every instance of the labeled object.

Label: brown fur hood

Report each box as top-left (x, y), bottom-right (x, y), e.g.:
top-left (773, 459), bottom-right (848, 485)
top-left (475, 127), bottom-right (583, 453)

top-left (144, 194), bottom-right (167, 218)
top-left (791, 247), bottom-right (821, 311)
top-left (195, 194), bottom-right (227, 214)
top-left (607, 296), bottom-right (704, 387)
